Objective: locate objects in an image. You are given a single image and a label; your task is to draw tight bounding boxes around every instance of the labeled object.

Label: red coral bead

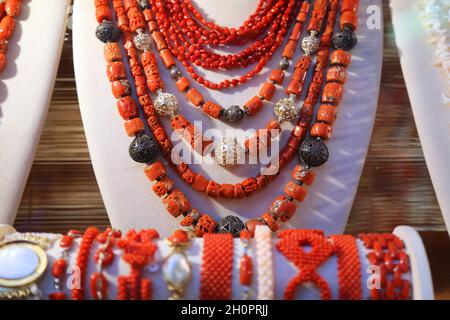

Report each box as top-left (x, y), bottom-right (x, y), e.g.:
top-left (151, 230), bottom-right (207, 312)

top-left (239, 254), bottom-right (253, 286)
top-left (52, 259), bottom-right (67, 278)
top-left (60, 235), bottom-right (74, 248)
top-left (48, 292), bottom-right (66, 300)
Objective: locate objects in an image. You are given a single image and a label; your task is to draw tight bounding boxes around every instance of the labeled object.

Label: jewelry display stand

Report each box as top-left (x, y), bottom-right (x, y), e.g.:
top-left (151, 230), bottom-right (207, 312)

top-left (0, 0), bottom-right (71, 225)
top-left (74, 0), bottom-right (383, 236)
top-left (0, 225), bottom-right (432, 300)
top-left (390, 0), bottom-right (450, 236)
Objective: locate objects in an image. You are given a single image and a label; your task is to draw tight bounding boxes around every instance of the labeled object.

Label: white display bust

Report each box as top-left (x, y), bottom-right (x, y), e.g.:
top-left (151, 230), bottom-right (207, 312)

top-left (0, 0), bottom-right (71, 225)
top-left (73, 0), bottom-right (383, 237)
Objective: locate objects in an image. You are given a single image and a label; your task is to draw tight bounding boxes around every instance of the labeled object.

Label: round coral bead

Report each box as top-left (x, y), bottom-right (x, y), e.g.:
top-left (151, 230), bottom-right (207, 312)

top-left (0, 15), bottom-right (15, 39)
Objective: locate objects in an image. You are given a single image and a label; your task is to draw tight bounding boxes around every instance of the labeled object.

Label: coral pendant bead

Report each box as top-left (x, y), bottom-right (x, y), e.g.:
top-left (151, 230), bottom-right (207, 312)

top-left (240, 255), bottom-right (253, 286)
top-left (52, 259), bottom-right (68, 277)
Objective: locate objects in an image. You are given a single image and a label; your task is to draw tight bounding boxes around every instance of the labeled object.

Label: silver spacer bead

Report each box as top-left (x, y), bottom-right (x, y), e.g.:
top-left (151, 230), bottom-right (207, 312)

top-left (301, 32), bottom-right (320, 55)
top-left (170, 65), bottom-right (182, 79)
top-left (279, 57), bottom-right (290, 70)
top-left (133, 29), bottom-right (152, 52)
top-left (274, 94), bottom-right (299, 122)
top-left (154, 90), bottom-right (179, 118)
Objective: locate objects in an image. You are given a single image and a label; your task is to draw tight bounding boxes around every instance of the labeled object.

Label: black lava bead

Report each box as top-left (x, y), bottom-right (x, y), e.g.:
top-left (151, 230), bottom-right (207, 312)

top-left (298, 138), bottom-right (329, 168)
top-left (223, 105), bottom-right (245, 122)
top-left (332, 28), bottom-right (357, 51)
top-left (95, 21), bottom-right (119, 43)
top-left (129, 134), bottom-right (159, 163)
top-left (216, 215), bottom-right (246, 237)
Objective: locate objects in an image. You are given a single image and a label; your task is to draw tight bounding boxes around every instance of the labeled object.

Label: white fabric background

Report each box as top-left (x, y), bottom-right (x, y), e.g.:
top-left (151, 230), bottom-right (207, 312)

top-left (74, 0), bottom-right (383, 236)
top-left (0, 0), bottom-right (71, 224)
top-left (390, 0), bottom-right (450, 236)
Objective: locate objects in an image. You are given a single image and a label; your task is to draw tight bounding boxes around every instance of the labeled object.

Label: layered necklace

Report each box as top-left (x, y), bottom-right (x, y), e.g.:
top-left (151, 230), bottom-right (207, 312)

top-left (93, 0), bottom-right (359, 237)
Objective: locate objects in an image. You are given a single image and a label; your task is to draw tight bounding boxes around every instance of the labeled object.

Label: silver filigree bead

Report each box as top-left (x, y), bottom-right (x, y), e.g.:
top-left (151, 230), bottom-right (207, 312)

top-left (133, 29), bottom-right (152, 52)
top-left (301, 31), bottom-right (320, 55)
top-left (154, 91), bottom-right (178, 118)
top-left (274, 94), bottom-right (299, 122)
top-left (214, 136), bottom-right (244, 167)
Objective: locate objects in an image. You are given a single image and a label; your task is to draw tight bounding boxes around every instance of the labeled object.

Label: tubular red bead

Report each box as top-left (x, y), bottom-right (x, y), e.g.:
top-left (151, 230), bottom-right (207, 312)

top-left (244, 96), bottom-right (264, 116)
top-left (159, 49), bottom-right (175, 68)
top-left (269, 69), bottom-right (285, 84)
top-left (176, 76), bottom-right (190, 92)
top-left (291, 165), bottom-right (316, 186)
top-left (259, 82), bottom-right (276, 100)
top-left (330, 49), bottom-right (352, 67)
top-left (284, 181), bottom-right (308, 202)
top-left (327, 66), bottom-right (347, 84)
top-left (322, 82), bottom-right (344, 105)
top-left (317, 105), bottom-right (337, 124)
top-left (240, 255), bottom-right (253, 286)
top-left (51, 259), bottom-right (67, 278)
top-left (311, 122), bottom-right (332, 139)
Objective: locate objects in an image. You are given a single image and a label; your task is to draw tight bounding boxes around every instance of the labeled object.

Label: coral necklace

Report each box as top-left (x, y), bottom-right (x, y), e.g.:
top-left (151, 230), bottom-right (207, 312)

top-left (93, 0), bottom-right (360, 236)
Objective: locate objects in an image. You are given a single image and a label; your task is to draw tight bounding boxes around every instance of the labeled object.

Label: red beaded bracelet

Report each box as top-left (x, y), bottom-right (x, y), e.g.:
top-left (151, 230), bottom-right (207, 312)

top-left (330, 235), bottom-right (362, 300)
top-left (49, 229), bottom-right (82, 300)
top-left (276, 229), bottom-right (336, 300)
top-left (359, 233), bottom-right (411, 300)
top-left (90, 228), bottom-right (121, 300)
top-left (199, 233), bottom-right (234, 300)
top-left (72, 227), bottom-right (100, 300)
top-left (116, 229), bottom-right (159, 300)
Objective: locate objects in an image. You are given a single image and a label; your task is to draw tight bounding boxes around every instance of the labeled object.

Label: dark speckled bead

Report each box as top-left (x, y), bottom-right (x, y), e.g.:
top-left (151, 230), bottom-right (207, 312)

top-left (332, 28), bottom-right (357, 51)
top-left (298, 138), bottom-right (329, 168)
top-left (216, 215), bottom-right (246, 237)
top-left (138, 0), bottom-right (151, 10)
top-left (129, 134), bottom-right (159, 163)
top-left (222, 105), bottom-right (245, 122)
top-left (96, 21), bottom-right (119, 43)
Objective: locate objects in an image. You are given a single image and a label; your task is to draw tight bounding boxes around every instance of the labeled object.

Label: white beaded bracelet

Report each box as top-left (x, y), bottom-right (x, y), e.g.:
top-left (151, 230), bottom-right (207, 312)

top-left (254, 225), bottom-right (275, 300)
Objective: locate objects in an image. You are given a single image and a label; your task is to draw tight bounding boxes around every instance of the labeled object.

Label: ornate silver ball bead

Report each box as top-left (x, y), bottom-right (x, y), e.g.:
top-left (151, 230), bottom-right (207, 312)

top-left (214, 137), bottom-right (244, 167)
top-left (133, 30), bottom-right (152, 52)
top-left (274, 95), bottom-right (299, 122)
top-left (301, 32), bottom-right (320, 55)
top-left (154, 91), bottom-right (178, 118)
